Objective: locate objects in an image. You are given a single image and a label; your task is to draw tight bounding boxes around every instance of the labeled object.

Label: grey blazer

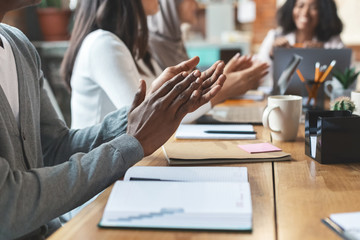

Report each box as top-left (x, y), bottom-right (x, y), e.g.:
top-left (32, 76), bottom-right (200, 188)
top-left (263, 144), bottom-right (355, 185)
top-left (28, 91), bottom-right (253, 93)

top-left (0, 24), bottom-right (144, 240)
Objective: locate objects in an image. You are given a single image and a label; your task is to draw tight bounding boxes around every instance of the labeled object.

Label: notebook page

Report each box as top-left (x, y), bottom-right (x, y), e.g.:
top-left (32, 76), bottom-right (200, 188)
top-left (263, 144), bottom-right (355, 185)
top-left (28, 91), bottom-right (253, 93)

top-left (100, 181), bottom-right (252, 230)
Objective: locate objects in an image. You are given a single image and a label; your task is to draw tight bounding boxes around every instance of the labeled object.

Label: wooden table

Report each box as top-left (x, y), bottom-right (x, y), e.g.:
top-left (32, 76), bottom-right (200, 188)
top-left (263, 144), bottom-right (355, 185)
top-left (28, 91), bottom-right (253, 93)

top-left (49, 113), bottom-right (360, 240)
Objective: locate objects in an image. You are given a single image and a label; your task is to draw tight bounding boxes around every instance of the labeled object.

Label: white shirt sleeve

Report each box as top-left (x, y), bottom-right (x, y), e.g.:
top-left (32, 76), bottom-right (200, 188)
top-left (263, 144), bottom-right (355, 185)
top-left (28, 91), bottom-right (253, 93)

top-left (255, 29), bottom-right (277, 88)
top-left (89, 31), bottom-right (141, 109)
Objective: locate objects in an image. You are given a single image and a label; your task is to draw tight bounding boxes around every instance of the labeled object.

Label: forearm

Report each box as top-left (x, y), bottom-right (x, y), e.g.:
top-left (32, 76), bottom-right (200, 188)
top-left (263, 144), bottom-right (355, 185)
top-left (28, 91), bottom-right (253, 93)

top-left (0, 134), bottom-right (143, 239)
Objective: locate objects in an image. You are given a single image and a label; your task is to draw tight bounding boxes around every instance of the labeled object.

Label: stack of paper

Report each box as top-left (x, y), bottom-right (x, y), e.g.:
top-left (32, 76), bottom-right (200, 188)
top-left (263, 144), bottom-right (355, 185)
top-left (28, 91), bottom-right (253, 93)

top-left (99, 167), bottom-right (252, 231)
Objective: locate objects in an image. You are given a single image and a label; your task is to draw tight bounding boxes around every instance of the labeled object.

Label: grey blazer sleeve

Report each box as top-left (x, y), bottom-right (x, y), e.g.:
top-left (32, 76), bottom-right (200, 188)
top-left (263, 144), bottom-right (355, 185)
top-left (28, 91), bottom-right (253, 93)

top-left (0, 24), bottom-right (144, 239)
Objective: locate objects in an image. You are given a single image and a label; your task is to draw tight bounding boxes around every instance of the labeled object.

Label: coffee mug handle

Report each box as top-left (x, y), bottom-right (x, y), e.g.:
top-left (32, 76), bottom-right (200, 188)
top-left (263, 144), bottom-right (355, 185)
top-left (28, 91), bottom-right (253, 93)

top-left (324, 81), bottom-right (333, 97)
top-left (262, 105), bottom-right (281, 133)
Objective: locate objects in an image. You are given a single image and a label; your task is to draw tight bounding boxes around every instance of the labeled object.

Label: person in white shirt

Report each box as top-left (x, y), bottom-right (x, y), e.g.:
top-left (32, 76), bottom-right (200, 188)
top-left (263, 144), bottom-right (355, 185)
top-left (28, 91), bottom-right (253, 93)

top-left (61, 0), bottom-right (266, 129)
top-left (256, 0), bottom-right (344, 88)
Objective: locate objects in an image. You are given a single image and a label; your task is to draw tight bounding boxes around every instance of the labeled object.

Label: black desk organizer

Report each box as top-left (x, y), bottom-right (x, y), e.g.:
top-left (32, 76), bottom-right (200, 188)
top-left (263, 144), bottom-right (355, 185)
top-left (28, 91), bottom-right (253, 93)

top-left (305, 110), bottom-right (360, 164)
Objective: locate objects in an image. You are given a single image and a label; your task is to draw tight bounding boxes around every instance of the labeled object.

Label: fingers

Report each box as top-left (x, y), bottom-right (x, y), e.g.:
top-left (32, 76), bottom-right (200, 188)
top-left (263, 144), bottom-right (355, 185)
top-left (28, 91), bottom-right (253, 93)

top-left (200, 74), bottom-right (226, 104)
top-left (168, 56), bottom-right (200, 74)
top-left (175, 73), bottom-right (226, 119)
top-left (154, 70), bottom-right (202, 110)
top-left (129, 80), bottom-right (146, 113)
top-left (169, 73), bottom-right (203, 112)
top-left (224, 53), bottom-right (241, 74)
top-left (201, 61), bottom-right (225, 89)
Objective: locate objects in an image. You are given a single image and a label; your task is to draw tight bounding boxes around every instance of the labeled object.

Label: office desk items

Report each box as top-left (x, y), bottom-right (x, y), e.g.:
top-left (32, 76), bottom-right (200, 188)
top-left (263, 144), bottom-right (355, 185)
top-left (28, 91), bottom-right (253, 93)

top-left (196, 105), bottom-right (265, 125)
top-left (175, 124), bottom-right (256, 140)
top-left (273, 53), bottom-right (302, 95)
top-left (297, 60), bottom-right (336, 108)
top-left (322, 211), bottom-right (360, 240)
top-left (124, 166), bottom-right (248, 183)
top-left (238, 143), bottom-right (281, 154)
top-left (163, 140), bottom-right (291, 165)
top-left (99, 167), bottom-right (252, 231)
top-left (262, 95), bottom-right (302, 142)
top-left (273, 48), bottom-right (352, 97)
top-left (305, 110), bottom-right (360, 163)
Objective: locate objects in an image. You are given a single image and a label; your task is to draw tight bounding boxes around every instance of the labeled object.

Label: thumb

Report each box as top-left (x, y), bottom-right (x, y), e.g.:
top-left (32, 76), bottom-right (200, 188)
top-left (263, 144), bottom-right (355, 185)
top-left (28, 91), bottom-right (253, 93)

top-left (129, 79), bottom-right (146, 113)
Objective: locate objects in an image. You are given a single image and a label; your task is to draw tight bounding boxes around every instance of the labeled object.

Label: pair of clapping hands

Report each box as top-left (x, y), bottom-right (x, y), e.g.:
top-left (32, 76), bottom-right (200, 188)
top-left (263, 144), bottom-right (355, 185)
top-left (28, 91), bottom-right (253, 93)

top-left (127, 56), bottom-right (226, 156)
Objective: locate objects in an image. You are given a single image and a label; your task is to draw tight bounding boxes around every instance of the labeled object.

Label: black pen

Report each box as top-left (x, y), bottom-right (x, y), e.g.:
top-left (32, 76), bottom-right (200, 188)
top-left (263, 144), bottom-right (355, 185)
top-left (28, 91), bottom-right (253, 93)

top-left (129, 177), bottom-right (179, 182)
top-left (204, 130), bottom-right (256, 134)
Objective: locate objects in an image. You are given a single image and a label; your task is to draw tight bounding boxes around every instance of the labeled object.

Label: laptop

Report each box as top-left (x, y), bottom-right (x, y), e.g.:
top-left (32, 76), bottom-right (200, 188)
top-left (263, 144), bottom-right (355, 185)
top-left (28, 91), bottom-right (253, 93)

top-left (273, 48), bottom-right (352, 96)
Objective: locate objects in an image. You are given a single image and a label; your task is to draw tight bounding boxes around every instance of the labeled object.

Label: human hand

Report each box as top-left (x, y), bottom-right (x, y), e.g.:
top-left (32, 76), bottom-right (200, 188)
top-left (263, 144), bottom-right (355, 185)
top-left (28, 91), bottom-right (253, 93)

top-left (224, 53), bottom-right (253, 75)
top-left (210, 60), bottom-right (269, 105)
top-left (150, 56), bottom-right (200, 93)
top-left (270, 37), bottom-right (291, 58)
top-left (302, 41), bottom-right (324, 48)
top-left (127, 70), bottom-right (224, 156)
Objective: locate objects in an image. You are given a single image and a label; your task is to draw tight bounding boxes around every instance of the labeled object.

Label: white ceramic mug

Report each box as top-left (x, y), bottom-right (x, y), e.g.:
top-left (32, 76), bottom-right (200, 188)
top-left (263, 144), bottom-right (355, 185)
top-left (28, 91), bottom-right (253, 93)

top-left (262, 95), bottom-right (302, 141)
top-left (351, 91), bottom-right (360, 116)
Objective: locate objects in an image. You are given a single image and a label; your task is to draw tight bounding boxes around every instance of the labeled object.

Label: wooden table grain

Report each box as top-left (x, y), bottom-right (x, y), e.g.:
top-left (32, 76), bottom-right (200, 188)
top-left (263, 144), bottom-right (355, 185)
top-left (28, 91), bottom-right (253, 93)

top-left (49, 101), bottom-right (360, 240)
top-left (271, 125), bottom-right (360, 240)
top-left (49, 129), bottom-right (276, 240)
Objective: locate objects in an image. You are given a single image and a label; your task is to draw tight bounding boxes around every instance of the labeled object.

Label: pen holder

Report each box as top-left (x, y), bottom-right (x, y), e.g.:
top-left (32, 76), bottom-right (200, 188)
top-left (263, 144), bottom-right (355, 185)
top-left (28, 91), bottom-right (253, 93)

top-left (302, 80), bottom-right (325, 111)
top-left (305, 110), bottom-right (360, 164)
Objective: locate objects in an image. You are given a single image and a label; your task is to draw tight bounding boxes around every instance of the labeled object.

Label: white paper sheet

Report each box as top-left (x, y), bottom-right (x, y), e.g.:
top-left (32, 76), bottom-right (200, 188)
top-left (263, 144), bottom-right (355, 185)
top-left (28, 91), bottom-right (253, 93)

top-left (175, 124), bottom-right (256, 140)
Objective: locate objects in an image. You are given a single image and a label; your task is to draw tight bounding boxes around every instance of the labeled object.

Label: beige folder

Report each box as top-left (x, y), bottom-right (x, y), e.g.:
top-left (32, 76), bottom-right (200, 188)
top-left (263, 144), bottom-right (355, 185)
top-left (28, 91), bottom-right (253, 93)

top-left (163, 140), bottom-right (291, 165)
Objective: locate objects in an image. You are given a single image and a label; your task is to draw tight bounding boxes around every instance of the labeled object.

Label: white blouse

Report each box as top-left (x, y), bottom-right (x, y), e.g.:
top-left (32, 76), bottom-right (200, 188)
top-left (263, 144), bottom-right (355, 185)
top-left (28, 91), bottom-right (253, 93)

top-left (70, 29), bottom-right (210, 129)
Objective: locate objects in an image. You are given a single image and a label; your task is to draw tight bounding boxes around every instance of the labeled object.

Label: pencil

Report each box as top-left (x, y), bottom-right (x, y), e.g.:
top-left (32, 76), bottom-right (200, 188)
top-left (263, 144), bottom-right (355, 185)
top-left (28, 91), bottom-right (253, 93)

top-left (318, 60), bottom-right (336, 83)
top-left (315, 62), bottom-right (320, 82)
top-left (297, 69), bottom-right (312, 99)
top-left (296, 69), bottom-right (306, 83)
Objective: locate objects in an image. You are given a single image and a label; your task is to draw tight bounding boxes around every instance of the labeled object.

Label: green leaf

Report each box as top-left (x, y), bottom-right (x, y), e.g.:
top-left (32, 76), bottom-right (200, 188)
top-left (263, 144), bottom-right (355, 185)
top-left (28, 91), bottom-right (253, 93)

top-left (332, 67), bottom-right (360, 89)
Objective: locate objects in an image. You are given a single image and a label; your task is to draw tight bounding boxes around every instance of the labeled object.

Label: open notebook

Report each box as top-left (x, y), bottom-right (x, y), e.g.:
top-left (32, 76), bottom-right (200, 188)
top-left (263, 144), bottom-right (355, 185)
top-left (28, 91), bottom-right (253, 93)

top-left (99, 166), bottom-right (252, 231)
top-left (163, 140), bottom-right (291, 165)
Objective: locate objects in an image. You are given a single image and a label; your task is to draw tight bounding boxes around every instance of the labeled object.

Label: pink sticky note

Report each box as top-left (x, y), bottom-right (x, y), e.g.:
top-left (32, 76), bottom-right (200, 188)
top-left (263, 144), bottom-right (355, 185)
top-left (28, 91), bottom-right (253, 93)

top-left (238, 143), bottom-right (282, 154)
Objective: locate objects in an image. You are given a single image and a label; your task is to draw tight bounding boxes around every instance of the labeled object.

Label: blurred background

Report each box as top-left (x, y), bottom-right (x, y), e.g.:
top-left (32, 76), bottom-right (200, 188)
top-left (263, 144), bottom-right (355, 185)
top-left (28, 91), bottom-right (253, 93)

top-left (2, 0), bottom-right (360, 126)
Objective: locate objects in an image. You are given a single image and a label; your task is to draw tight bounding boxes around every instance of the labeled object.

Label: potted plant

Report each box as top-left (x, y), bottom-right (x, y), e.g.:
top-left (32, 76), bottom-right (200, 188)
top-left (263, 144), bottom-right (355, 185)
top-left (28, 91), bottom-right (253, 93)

top-left (324, 67), bottom-right (360, 100)
top-left (332, 67), bottom-right (360, 89)
top-left (37, 0), bottom-right (72, 41)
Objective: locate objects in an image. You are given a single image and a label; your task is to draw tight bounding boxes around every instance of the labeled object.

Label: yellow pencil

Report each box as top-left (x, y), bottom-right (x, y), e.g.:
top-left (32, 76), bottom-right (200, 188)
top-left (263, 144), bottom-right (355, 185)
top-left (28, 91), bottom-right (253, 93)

top-left (296, 69), bottom-right (306, 83)
top-left (314, 62), bottom-right (320, 82)
top-left (296, 69), bottom-right (312, 100)
top-left (318, 60), bottom-right (336, 83)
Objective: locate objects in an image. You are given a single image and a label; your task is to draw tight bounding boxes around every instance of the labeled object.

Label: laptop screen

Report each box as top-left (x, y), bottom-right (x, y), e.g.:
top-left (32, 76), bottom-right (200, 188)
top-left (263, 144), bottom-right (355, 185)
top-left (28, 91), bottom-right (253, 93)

top-left (273, 48), bottom-right (352, 96)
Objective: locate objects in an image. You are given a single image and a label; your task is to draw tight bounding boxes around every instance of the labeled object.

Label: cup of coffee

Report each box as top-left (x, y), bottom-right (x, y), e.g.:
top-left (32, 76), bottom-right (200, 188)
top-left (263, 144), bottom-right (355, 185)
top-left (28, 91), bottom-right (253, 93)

top-left (351, 91), bottom-right (360, 116)
top-left (262, 95), bottom-right (302, 141)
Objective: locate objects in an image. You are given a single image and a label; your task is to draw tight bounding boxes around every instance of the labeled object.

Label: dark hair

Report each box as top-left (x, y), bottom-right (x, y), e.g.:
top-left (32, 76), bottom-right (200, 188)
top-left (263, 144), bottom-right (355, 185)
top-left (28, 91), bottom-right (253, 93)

top-left (277, 0), bottom-right (343, 42)
top-left (61, 0), bottom-right (155, 90)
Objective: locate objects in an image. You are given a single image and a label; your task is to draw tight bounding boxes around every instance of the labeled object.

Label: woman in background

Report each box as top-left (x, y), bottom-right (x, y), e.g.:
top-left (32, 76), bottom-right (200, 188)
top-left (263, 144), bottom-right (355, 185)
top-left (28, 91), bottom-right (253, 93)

top-left (257, 0), bottom-right (344, 87)
top-left (147, 0), bottom-right (269, 105)
top-left (61, 0), bottom-right (225, 129)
